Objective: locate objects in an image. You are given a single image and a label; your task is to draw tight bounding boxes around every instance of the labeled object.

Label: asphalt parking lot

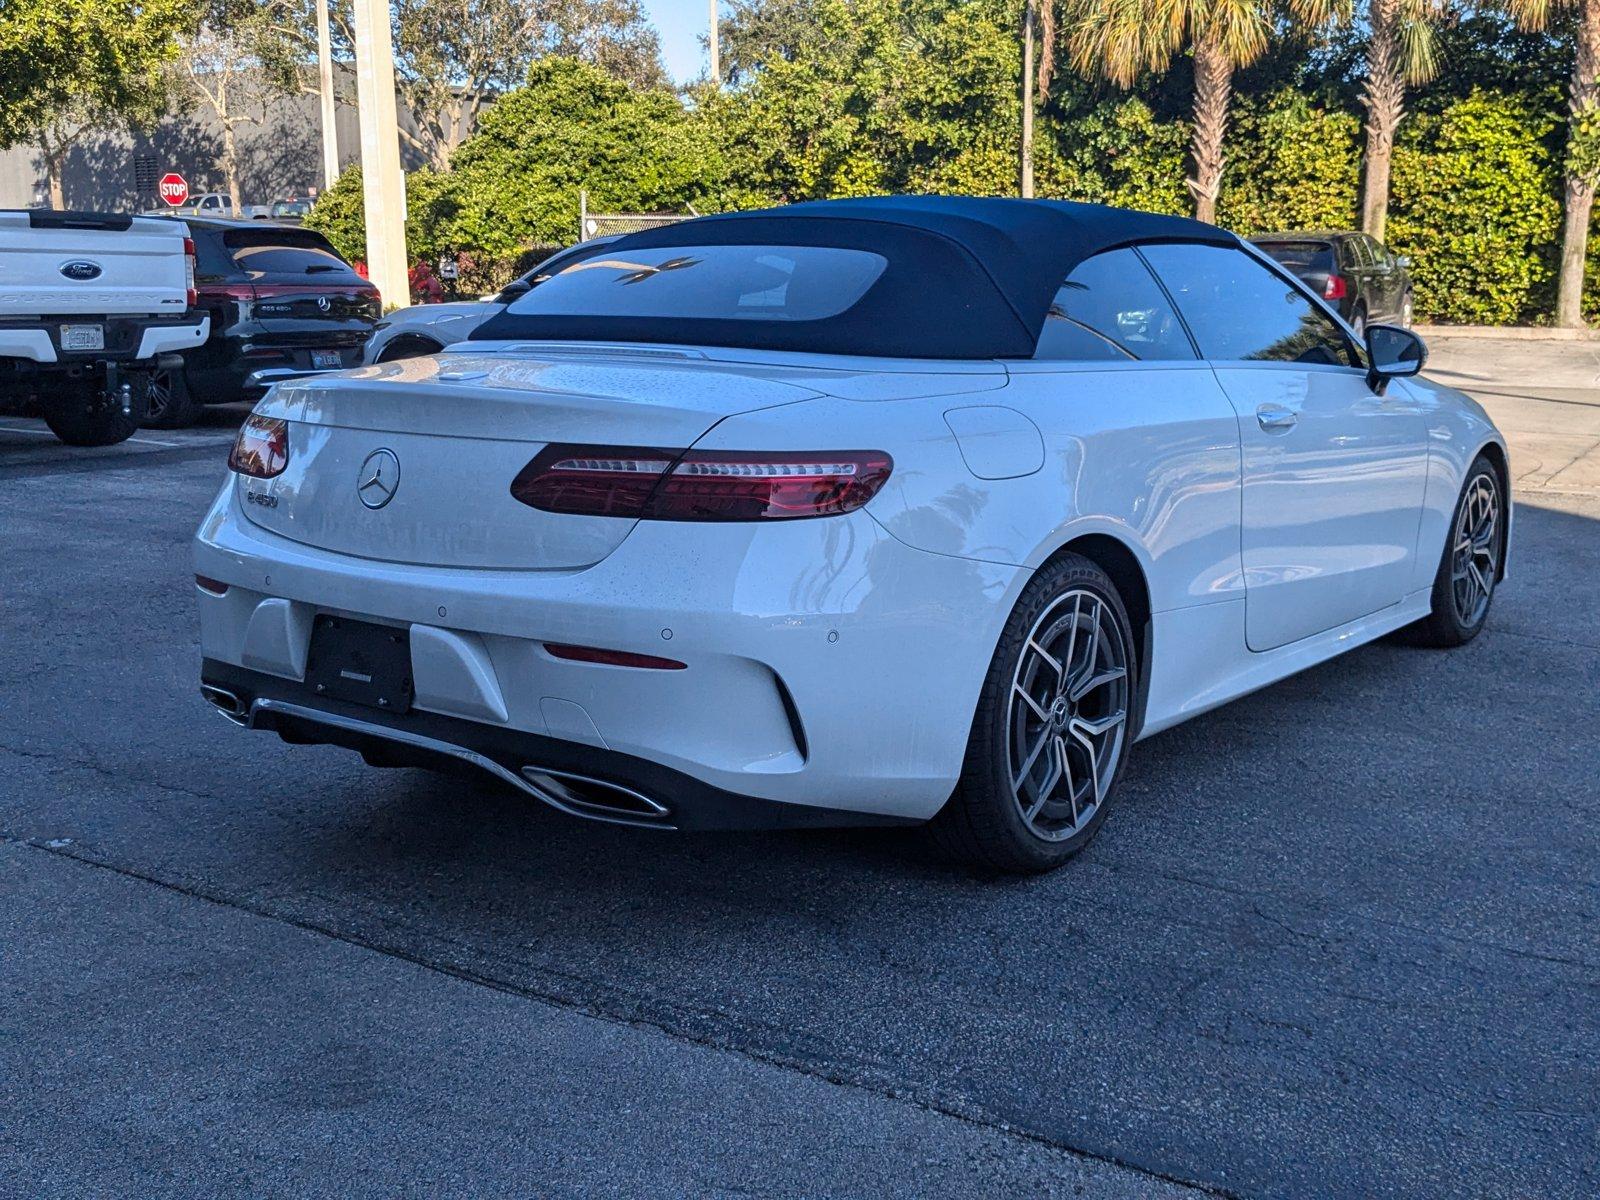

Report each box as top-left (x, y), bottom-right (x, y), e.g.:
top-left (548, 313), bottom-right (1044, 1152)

top-left (3, 342), bottom-right (1597, 1199)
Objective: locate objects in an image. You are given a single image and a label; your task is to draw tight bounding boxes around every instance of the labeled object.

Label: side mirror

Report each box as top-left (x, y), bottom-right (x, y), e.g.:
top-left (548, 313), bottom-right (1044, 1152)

top-left (1395, 255), bottom-right (1411, 270)
top-left (1365, 323), bottom-right (1426, 391)
top-left (494, 278), bottom-right (532, 305)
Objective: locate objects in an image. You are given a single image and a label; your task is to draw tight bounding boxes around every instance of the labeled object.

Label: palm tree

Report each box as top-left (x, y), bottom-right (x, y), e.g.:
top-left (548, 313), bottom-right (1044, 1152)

top-left (1503, 0), bottom-right (1600, 327)
top-left (1361, 0), bottom-right (1446, 241)
top-left (1060, 0), bottom-right (1339, 224)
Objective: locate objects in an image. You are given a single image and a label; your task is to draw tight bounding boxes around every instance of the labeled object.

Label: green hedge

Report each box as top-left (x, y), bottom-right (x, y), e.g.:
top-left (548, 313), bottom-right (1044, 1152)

top-left (1389, 91), bottom-right (1561, 326)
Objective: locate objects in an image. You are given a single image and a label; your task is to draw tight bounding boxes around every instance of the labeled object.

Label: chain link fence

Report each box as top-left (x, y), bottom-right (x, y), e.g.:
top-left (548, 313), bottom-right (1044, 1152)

top-left (578, 189), bottom-right (696, 242)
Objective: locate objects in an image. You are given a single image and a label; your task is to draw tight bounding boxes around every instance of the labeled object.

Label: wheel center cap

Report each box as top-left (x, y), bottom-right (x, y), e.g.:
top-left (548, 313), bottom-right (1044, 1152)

top-left (1049, 696), bottom-right (1071, 729)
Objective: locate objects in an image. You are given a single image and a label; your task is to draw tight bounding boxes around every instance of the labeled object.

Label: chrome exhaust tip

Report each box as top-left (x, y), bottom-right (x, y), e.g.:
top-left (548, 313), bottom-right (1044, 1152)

top-left (519, 767), bottom-right (672, 823)
top-left (200, 684), bottom-right (249, 726)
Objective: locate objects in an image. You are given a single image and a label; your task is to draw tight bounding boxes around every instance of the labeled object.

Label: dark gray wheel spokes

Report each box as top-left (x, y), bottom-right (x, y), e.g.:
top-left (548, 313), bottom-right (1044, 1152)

top-left (1008, 590), bottom-right (1129, 842)
top-left (1451, 474), bottom-right (1499, 627)
top-left (145, 370), bottom-right (175, 420)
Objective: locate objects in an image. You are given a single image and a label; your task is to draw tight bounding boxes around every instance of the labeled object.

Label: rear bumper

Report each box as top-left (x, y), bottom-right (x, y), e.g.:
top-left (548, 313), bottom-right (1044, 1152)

top-left (194, 483), bottom-right (1025, 822)
top-left (201, 660), bottom-right (910, 831)
top-left (0, 313), bottom-right (207, 367)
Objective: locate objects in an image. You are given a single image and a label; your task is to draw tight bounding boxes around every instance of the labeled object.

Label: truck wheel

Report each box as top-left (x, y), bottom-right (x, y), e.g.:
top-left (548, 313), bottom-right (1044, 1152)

top-left (40, 383), bottom-right (141, 447)
top-left (143, 366), bottom-right (202, 429)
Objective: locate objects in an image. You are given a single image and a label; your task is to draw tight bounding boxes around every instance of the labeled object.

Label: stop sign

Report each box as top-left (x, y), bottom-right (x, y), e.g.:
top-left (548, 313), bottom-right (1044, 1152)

top-left (158, 172), bottom-right (189, 207)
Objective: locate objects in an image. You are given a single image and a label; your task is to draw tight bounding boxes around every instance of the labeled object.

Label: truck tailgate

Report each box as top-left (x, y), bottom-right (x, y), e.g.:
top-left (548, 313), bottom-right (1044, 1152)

top-left (0, 210), bottom-right (190, 318)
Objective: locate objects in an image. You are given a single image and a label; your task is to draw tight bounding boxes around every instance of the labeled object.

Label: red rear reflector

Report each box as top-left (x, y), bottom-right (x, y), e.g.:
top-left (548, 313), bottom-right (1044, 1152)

top-left (194, 574), bottom-right (229, 595)
top-left (511, 445), bottom-right (893, 521)
top-left (183, 237), bottom-right (197, 308)
top-left (544, 643), bottom-right (687, 670)
top-left (1324, 274), bottom-right (1348, 300)
top-left (229, 414), bottom-right (289, 478)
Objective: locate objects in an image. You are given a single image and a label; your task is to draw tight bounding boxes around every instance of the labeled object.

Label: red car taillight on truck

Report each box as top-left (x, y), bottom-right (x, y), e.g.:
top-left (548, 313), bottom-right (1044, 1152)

top-left (229, 414), bottom-right (289, 478)
top-left (510, 445), bottom-right (893, 522)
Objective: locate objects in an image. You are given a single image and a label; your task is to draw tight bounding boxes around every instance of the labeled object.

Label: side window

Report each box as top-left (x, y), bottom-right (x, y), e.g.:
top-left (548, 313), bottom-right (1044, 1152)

top-left (1341, 238), bottom-right (1368, 271)
top-left (1034, 247), bottom-right (1196, 362)
top-left (1139, 242), bottom-right (1360, 368)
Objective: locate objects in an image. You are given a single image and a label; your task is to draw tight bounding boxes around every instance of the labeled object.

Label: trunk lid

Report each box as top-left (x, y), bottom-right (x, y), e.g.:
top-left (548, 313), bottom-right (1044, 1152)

top-left (238, 349), bottom-right (823, 570)
top-left (221, 225), bottom-right (380, 339)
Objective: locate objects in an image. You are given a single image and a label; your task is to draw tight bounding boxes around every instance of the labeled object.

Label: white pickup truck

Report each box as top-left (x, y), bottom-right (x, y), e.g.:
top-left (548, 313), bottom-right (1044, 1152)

top-left (0, 209), bottom-right (210, 445)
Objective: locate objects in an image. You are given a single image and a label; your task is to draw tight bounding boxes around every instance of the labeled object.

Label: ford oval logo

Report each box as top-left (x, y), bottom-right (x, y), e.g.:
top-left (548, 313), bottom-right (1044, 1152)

top-left (60, 260), bottom-right (103, 281)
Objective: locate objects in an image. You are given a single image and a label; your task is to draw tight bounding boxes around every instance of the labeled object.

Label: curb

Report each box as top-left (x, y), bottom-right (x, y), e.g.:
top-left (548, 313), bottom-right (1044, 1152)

top-left (1416, 324), bottom-right (1600, 342)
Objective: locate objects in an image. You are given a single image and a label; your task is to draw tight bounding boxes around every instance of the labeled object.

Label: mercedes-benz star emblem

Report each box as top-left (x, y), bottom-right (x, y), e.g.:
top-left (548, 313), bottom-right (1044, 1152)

top-left (357, 448), bottom-right (400, 509)
top-left (316, 295), bottom-right (332, 312)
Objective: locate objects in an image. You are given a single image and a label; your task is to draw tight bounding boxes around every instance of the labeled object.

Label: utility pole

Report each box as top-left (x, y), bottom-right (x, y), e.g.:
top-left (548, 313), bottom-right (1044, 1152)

top-left (315, 0), bottom-right (339, 191)
top-left (350, 0), bottom-right (408, 309)
top-left (1019, 0), bottom-right (1035, 199)
top-left (708, 0), bottom-right (720, 87)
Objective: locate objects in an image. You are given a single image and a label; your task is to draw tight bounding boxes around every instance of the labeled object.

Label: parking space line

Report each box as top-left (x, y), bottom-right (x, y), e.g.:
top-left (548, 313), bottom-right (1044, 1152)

top-left (0, 422), bottom-right (183, 448)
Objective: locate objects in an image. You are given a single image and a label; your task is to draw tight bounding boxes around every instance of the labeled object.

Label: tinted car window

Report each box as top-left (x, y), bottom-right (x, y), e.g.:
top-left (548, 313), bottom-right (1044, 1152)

top-left (1255, 240), bottom-right (1334, 275)
top-left (1341, 237), bottom-right (1371, 270)
top-left (222, 230), bottom-right (362, 283)
top-left (503, 244), bottom-right (887, 323)
top-left (1140, 242), bottom-right (1358, 368)
top-left (1035, 248), bottom-right (1195, 361)
top-left (190, 230), bottom-right (240, 282)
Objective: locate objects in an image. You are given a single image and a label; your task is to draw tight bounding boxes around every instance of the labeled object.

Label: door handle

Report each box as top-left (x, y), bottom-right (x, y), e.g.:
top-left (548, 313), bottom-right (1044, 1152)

top-left (1256, 404), bottom-right (1298, 432)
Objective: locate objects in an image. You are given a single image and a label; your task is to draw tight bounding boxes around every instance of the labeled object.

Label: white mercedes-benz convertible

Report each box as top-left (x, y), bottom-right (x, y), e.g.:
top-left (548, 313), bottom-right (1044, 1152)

top-left (195, 197), bottom-right (1509, 872)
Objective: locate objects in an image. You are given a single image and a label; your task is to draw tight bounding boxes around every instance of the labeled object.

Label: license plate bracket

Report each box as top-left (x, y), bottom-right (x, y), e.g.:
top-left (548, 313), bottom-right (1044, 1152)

top-left (60, 324), bottom-right (104, 352)
top-left (305, 616), bottom-right (413, 713)
top-left (310, 350), bottom-right (342, 370)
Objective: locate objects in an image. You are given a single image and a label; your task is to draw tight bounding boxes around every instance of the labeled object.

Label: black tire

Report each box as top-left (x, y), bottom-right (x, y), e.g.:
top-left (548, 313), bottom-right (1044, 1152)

top-left (376, 335), bottom-right (443, 363)
top-left (928, 553), bottom-right (1137, 874)
top-left (39, 384), bottom-right (140, 447)
top-left (1411, 454), bottom-right (1504, 647)
top-left (142, 365), bottom-right (203, 429)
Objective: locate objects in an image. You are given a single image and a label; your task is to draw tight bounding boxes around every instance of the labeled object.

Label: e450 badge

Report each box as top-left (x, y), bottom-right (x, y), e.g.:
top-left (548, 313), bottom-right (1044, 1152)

top-left (245, 490), bottom-right (279, 509)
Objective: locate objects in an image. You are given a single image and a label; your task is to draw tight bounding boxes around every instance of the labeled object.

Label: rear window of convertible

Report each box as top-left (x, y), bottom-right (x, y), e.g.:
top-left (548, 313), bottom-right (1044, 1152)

top-left (501, 244), bottom-right (888, 323)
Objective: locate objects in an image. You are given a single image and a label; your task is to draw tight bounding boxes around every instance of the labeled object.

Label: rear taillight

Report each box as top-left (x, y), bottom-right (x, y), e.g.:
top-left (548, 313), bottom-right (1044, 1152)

top-left (510, 446), bottom-right (893, 522)
top-left (1323, 274), bottom-right (1347, 301)
top-left (229, 414), bottom-right (289, 479)
top-left (183, 237), bottom-right (197, 308)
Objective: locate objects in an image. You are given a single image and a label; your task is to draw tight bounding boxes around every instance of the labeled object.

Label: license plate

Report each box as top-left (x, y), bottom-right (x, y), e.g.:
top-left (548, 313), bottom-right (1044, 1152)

top-left (311, 350), bottom-right (342, 370)
top-left (304, 616), bottom-right (413, 713)
top-left (60, 324), bottom-right (104, 351)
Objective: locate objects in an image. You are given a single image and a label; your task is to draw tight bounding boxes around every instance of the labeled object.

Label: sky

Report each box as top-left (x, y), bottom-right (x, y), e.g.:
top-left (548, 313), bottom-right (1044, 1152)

top-left (641, 0), bottom-right (710, 84)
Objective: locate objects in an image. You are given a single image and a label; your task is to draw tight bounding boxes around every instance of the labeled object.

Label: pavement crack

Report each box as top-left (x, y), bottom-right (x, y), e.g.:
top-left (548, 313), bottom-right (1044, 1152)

top-left (0, 740), bottom-right (235, 805)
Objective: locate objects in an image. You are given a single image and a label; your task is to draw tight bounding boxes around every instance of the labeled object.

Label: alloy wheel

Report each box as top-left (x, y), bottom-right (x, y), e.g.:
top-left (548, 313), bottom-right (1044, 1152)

top-left (1451, 473), bottom-right (1500, 627)
top-left (1008, 589), bottom-right (1129, 842)
top-left (145, 369), bottom-right (175, 421)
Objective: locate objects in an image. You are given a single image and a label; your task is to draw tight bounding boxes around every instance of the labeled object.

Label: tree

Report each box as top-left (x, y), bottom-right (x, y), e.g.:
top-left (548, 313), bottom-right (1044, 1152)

top-left (390, 0), bottom-right (666, 168)
top-left (1361, 0), bottom-right (1448, 240)
top-left (173, 0), bottom-right (295, 210)
top-left (1502, 0), bottom-right (1600, 326)
top-left (0, 0), bottom-right (188, 206)
top-left (1060, 0), bottom-right (1341, 223)
top-left (441, 57), bottom-right (715, 253)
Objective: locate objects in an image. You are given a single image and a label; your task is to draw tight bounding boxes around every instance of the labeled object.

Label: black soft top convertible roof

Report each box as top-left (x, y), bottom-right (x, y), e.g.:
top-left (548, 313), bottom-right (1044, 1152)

top-left (471, 195), bottom-right (1238, 359)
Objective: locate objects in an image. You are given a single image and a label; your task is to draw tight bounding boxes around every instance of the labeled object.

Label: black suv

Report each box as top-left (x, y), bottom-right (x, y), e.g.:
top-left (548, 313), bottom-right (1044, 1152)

top-left (144, 218), bottom-right (380, 428)
top-left (1249, 232), bottom-right (1414, 336)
